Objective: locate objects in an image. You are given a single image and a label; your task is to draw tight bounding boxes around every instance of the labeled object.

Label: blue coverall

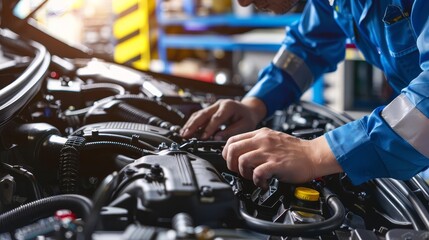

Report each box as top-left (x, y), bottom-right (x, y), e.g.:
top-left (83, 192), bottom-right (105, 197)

top-left (246, 0), bottom-right (429, 184)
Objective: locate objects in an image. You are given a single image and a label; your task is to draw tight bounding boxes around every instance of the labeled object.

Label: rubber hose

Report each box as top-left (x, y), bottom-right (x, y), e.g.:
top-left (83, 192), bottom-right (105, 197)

top-left (58, 145), bottom-right (80, 194)
top-left (239, 188), bottom-right (345, 237)
top-left (59, 140), bottom-right (145, 194)
top-left (114, 94), bottom-right (185, 124)
top-left (114, 102), bottom-right (150, 123)
top-left (0, 194), bottom-right (92, 232)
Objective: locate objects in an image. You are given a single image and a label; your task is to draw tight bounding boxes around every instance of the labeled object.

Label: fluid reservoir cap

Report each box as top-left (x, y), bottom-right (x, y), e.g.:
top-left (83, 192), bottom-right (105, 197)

top-left (294, 187), bottom-right (320, 202)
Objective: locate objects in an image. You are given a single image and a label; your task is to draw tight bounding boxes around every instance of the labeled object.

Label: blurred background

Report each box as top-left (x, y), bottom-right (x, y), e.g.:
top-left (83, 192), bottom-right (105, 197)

top-left (12, 0), bottom-right (393, 115)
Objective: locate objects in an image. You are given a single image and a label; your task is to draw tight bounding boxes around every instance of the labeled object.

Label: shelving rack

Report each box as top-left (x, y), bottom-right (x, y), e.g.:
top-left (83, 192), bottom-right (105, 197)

top-left (154, 1), bottom-right (324, 104)
top-left (155, 6), bottom-right (301, 65)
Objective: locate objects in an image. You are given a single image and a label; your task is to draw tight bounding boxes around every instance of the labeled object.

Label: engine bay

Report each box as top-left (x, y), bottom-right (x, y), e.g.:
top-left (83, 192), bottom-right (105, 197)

top-left (1, 15), bottom-right (429, 240)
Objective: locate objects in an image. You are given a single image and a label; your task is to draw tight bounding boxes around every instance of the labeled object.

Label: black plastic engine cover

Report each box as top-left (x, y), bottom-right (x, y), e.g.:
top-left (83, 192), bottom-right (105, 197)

top-left (73, 122), bottom-right (176, 146)
top-left (112, 149), bottom-right (239, 227)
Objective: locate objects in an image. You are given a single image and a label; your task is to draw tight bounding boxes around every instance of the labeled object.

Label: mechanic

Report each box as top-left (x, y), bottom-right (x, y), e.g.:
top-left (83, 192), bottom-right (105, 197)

top-left (181, 0), bottom-right (429, 189)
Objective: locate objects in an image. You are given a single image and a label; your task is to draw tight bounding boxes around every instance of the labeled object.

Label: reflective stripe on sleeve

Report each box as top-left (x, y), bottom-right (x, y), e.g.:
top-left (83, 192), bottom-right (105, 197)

top-left (381, 94), bottom-right (429, 158)
top-left (272, 45), bottom-right (314, 92)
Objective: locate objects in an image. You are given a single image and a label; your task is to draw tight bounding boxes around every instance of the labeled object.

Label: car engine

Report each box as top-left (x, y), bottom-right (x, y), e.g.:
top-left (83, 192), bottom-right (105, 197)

top-left (1, 20), bottom-right (429, 240)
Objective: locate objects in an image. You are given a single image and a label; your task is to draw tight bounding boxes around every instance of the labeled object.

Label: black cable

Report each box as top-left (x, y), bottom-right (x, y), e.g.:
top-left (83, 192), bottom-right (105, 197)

top-left (0, 194), bottom-right (92, 232)
top-left (239, 188), bottom-right (345, 237)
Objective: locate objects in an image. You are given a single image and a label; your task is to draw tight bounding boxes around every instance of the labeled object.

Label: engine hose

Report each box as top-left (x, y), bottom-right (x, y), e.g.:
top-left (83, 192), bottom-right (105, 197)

top-left (114, 94), bottom-right (185, 124)
top-left (58, 136), bottom-right (86, 194)
top-left (84, 141), bottom-right (149, 158)
top-left (239, 188), bottom-right (345, 237)
top-left (0, 194), bottom-right (92, 232)
top-left (58, 146), bottom-right (80, 194)
top-left (112, 102), bottom-right (180, 132)
top-left (59, 140), bottom-right (146, 194)
top-left (112, 102), bottom-right (154, 123)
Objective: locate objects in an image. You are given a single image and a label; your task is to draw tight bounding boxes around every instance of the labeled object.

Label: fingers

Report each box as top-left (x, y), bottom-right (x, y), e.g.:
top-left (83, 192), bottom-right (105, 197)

top-left (222, 131), bottom-right (255, 159)
top-left (222, 134), bottom-right (260, 172)
top-left (201, 102), bottom-right (236, 139)
top-left (180, 104), bottom-right (220, 139)
top-left (222, 127), bottom-right (269, 155)
top-left (214, 118), bottom-right (253, 140)
top-left (253, 162), bottom-right (275, 189)
top-left (181, 100), bottom-right (243, 140)
top-left (237, 151), bottom-right (267, 180)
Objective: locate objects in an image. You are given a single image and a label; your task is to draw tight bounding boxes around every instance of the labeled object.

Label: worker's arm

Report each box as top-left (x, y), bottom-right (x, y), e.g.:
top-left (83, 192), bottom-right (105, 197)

top-left (325, 0), bottom-right (429, 185)
top-left (245, 0), bottom-right (347, 117)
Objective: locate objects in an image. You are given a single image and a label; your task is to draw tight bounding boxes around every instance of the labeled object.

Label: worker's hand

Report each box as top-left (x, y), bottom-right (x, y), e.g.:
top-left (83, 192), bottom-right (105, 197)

top-left (222, 128), bottom-right (343, 188)
top-left (180, 97), bottom-right (266, 140)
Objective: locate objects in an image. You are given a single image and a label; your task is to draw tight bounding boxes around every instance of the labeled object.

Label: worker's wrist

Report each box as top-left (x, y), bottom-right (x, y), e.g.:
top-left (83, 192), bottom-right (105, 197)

top-left (308, 135), bottom-right (343, 178)
top-left (241, 97), bottom-right (267, 125)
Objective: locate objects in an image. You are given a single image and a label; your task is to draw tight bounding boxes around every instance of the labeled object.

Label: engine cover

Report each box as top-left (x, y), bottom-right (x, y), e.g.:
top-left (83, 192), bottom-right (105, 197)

top-left (112, 148), bottom-right (238, 227)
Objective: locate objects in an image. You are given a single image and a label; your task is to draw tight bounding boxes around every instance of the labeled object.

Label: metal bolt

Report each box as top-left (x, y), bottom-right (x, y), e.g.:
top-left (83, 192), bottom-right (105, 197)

top-left (158, 142), bottom-right (168, 150)
top-left (170, 142), bottom-right (179, 151)
top-left (357, 191), bottom-right (367, 201)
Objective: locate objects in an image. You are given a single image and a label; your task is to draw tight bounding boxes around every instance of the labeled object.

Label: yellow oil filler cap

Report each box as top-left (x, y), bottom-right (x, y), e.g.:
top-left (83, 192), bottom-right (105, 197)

top-left (294, 187), bottom-right (320, 202)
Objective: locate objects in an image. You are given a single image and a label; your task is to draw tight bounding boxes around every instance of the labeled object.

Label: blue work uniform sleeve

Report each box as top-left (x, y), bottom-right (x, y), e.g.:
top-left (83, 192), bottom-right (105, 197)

top-left (326, 0), bottom-right (429, 185)
top-left (245, 63), bottom-right (301, 117)
top-left (245, 0), bottom-right (347, 117)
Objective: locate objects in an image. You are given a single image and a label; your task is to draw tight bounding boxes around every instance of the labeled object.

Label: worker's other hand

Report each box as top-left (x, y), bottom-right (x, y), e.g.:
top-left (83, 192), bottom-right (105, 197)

top-left (222, 128), bottom-right (343, 188)
top-left (180, 97), bottom-right (266, 140)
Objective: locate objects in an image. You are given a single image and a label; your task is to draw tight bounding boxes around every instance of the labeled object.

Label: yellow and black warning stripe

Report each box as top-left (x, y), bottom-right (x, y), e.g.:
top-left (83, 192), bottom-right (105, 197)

top-left (112, 0), bottom-right (156, 70)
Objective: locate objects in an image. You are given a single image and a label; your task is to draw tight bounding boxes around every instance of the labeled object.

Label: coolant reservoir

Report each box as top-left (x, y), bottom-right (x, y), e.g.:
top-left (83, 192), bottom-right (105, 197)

top-left (285, 187), bottom-right (325, 224)
top-left (294, 187), bottom-right (320, 202)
